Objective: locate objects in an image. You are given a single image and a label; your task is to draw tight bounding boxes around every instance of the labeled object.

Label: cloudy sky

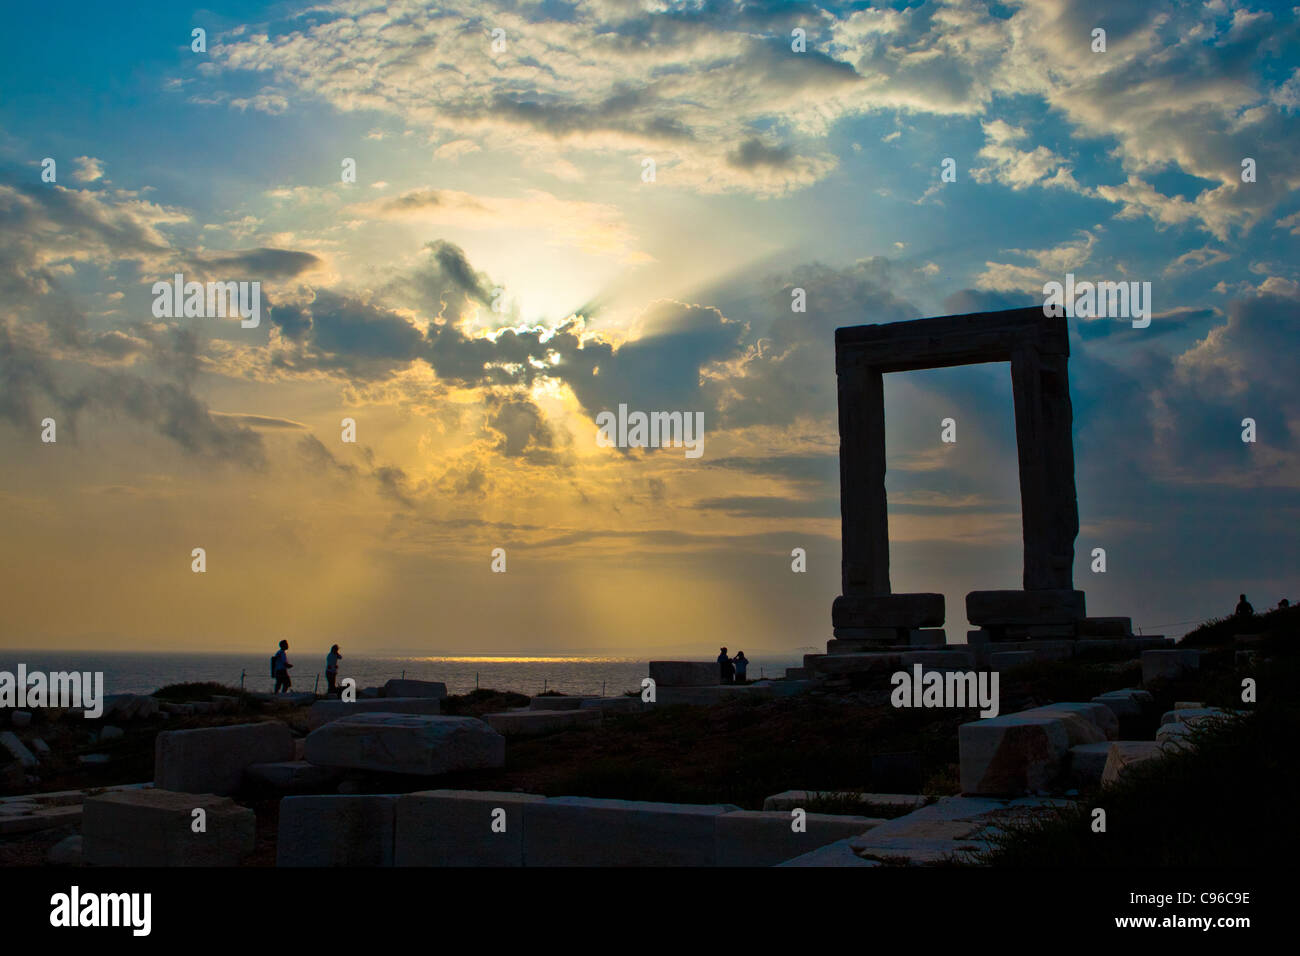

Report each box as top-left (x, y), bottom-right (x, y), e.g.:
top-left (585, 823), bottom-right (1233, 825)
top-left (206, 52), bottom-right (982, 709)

top-left (1, 0), bottom-right (1297, 654)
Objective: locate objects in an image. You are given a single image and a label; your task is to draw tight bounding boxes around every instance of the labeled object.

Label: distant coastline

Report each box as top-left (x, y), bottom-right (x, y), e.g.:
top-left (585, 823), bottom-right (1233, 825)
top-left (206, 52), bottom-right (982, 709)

top-left (0, 650), bottom-right (806, 698)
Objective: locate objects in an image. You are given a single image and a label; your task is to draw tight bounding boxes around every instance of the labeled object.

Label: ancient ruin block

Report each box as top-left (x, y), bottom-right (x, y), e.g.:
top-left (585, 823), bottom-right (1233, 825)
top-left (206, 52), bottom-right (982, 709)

top-left (966, 589), bottom-right (1086, 626)
top-left (83, 790), bottom-right (255, 866)
top-left (154, 721), bottom-right (293, 796)
top-left (395, 790), bottom-right (545, 867)
top-left (304, 714), bottom-right (504, 775)
top-left (277, 795), bottom-right (396, 867)
top-left (832, 593), bottom-right (945, 630)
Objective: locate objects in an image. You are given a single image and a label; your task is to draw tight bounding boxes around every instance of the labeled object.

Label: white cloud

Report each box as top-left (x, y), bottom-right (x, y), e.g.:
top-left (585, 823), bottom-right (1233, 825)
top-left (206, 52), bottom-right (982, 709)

top-left (72, 156), bottom-right (105, 184)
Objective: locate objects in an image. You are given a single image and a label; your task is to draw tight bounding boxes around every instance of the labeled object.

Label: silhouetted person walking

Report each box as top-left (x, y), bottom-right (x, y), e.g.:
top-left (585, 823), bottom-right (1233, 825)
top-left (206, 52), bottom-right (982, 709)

top-left (272, 640), bottom-right (293, 693)
top-left (326, 644), bottom-right (342, 694)
top-left (733, 650), bottom-right (749, 684)
top-left (717, 647), bottom-right (734, 684)
top-left (1234, 594), bottom-right (1254, 617)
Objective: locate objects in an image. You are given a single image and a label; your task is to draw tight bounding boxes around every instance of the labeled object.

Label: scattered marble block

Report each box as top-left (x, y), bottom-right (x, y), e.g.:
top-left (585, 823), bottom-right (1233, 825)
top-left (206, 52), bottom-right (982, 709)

top-left (827, 638), bottom-right (880, 655)
top-left (654, 685), bottom-right (766, 706)
top-left (647, 662), bottom-right (718, 687)
top-left (754, 679), bottom-right (814, 698)
top-left (1091, 688), bottom-right (1151, 719)
top-left (848, 835), bottom-right (988, 865)
top-left (804, 652), bottom-right (902, 677)
top-left (1174, 700), bottom-right (1205, 710)
top-left (848, 794), bottom-right (1073, 863)
top-left (522, 797), bottom-right (740, 866)
top-left (959, 714), bottom-right (1071, 795)
top-left (899, 650), bottom-right (976, 670)
top-left (966, 589), bottom-right (1086, 626)
top-left (1142, 649), bottom-right (1200, 684)
top-left (10, 711), bottom-right (32, 728)
top-left (0, 803), bottom-right (83, 835)
top-left (1155, 722), bottom-right (1197, 748)
top-left (278, 795), bottom-right (396, 866)
top-left (528, 696), bottom-right (593, 711)
top-left (100, 694), bottom-right (160, 721)
top-left (1077, 617), bottom-right (1133, 637)
top-left (1159, 706), bottom-right (1228, 727)
top-left (715, 811), bottom-right (882, 867)
top-left (306, 697), bottom-right (442, 730)
top-left (484, 710), bottom-right (601, 736)
top-left (777, 838), bottom-right (880, 867)
top-left (0, 732), bottom-right (37, 768)
top-left (1001, 623), bottom-right (1078, 640)
top-left (244, 760), bottom-right (343, 791)
top-left (98, 726), bottom-right (124, 741)
top-left (31, 738), bottom-right (50, 756)
top-left (761, 791), bottom-right (931, 813)
top-left (1021, 702), bottom-right (1118, 740)
top-left (395, 790), bottom-right (546, 866)
top-left (579, 696), bottom-right (644, 713)
top-left (1101, 741), bottom-right (1166, 785)
top-left (985, 639), bottom-right (1075, 662)
top-left (382, 679), bottom-right (447, 699)
top-left (1074, 638), bottom-right (1132, 658)
top-left (1068, 743), bottom-right (1114, 787)
top-left (989, 651), bottom-right (1034, 671)
top-left (83, 789), bottom-right (255, 866)
top-left (305, 714), bottom-right (504, 775)
top-left (1027, 711), bottom-right (1105, 747)
top-left (47, 835), bottom-right (83, 865)
top-left (829, 626), bottom-right (905, 645)
top-left (155, 721), bottom-right (293, 796)
top-left (832, 592), bottom-right (945, 629)
top-left (907, 629), bottom-right (948, 646)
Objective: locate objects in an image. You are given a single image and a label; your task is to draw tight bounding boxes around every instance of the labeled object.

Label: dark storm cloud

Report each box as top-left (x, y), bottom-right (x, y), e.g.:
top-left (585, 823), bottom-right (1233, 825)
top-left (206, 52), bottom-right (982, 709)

top-left (310, 291), bottom-right (425, 360)
top-left (75, 372), bottom-right (266, 468)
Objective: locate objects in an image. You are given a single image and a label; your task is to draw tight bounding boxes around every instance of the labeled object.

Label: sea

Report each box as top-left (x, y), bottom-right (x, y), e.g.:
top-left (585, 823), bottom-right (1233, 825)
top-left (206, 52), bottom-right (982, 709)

top-left (0, 650), bottom-right (810, 698)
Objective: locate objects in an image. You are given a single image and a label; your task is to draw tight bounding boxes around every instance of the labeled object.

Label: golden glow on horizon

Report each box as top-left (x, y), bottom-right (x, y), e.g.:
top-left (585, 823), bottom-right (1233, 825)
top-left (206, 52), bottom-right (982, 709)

top-left (406, 656), bottom-right (644, 663)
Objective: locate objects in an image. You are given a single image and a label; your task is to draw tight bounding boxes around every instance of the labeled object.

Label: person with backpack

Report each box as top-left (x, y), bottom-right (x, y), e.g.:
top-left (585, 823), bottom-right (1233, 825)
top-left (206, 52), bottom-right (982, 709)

top-left (717, 647), bottom-right (734, 684)
top-left (325, 644), bottom-right (342, 695)
top-left (272, 640), bottom-right (293, 693)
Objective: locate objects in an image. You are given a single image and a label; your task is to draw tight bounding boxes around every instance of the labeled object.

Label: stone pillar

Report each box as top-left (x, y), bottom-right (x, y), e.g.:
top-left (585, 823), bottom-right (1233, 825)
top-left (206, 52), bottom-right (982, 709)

top-left (837, 365), bottom-right (890, 596)
top-left (1010, 348), bottom-right (1078, 590)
